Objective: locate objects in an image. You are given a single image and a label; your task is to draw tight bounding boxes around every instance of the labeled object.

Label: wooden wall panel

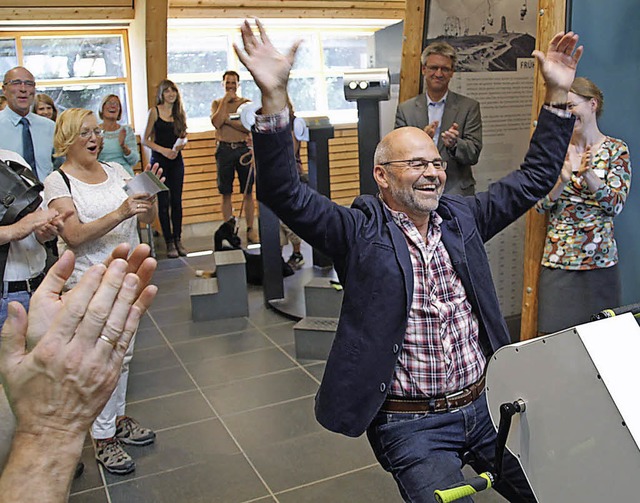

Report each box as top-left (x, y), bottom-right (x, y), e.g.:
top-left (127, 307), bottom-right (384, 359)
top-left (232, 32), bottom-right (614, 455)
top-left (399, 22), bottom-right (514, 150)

top-left (169, 0), bottom-right (405, 19)
top-left (177, 126), bottom-right (360, 226)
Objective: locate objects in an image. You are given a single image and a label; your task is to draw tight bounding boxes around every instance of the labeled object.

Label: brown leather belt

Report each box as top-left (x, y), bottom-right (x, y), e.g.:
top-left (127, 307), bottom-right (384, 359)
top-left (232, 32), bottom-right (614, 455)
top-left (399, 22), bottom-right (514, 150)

top-left (218, 140), bottom-right (247, 149)
top-left (380, 375), bottom-right (485, 414)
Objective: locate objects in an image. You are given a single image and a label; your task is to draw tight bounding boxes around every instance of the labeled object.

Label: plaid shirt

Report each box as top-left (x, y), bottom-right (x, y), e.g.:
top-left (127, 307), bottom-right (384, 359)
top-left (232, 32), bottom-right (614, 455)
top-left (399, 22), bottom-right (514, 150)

top-left (254, 107), bottom-right (290, 133)
top-left (256, 108), bottom-right (485, 396)
top-left (387, 207), bottom-right (485, 397)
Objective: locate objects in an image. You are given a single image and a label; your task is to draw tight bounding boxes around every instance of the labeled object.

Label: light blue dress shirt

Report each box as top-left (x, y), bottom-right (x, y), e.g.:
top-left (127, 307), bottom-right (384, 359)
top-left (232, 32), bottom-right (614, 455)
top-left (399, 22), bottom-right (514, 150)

top-left (427, 92), bottom-right (448, 141)
top-left (0, 107), bottom-right (55, 180)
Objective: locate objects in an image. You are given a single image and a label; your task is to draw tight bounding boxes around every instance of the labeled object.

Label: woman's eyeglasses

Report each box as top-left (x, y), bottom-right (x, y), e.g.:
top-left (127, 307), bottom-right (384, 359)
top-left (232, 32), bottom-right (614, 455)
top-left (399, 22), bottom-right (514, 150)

top-left (79, 128), bottom-right (104, 139)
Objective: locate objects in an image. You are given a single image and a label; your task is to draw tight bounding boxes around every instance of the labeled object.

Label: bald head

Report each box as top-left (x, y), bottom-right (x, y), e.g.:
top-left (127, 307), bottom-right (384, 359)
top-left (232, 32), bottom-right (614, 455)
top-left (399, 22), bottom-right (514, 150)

top-left (373, 126), bottom-right (446, 221)
top-left (374, 127), bottom-right (439, 167)
top-left (3, 66), bottom-right (34, 85)
top-left (2, 66), bottom-right (36, 117)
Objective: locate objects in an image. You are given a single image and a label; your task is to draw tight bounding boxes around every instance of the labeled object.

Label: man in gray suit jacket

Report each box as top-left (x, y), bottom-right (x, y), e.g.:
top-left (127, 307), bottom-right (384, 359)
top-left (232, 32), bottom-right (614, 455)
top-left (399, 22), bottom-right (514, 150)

top-left (395, 41), bottom-right (482, 195)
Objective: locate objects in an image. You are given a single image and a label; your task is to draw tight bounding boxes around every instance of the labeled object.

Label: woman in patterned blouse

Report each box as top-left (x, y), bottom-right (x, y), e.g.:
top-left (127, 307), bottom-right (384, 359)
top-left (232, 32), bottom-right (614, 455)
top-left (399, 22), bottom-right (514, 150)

top-left (536, 77), bottom-right (631, 334)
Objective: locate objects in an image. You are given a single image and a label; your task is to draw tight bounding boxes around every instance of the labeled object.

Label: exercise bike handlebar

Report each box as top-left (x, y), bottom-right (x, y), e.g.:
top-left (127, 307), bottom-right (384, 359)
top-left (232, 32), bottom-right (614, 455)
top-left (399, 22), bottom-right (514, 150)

top-left (434, 399), bottom-right (526, 503)
top-left (434, 472), bottom-right (494, 503)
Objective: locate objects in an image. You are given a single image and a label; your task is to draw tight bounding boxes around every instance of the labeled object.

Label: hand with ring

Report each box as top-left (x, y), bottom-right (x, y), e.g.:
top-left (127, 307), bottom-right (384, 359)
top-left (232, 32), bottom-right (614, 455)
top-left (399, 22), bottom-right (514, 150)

top-left (0, 251), bottom-right (157, 502)
top-left (98, 333), bottom-right (118, 348)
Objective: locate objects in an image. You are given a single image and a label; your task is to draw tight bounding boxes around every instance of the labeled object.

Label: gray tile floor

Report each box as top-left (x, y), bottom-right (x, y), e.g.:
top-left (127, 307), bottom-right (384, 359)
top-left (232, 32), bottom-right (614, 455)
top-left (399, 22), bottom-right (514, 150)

top-left (68, 232), bottom-right (506, 503)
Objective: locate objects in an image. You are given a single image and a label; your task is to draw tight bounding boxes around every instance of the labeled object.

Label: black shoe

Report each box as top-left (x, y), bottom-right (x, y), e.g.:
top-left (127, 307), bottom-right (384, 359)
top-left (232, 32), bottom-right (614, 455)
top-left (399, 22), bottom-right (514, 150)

top-left (74, 461), bottom-right (85, 479)
top-left (287, 252), bottom-right (305, 270)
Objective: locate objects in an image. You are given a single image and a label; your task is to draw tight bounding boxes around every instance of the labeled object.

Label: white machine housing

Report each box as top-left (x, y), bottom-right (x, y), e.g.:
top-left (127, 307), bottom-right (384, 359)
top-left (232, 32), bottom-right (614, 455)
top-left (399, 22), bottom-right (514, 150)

top-left (486, 313), bottom-right (640, 502)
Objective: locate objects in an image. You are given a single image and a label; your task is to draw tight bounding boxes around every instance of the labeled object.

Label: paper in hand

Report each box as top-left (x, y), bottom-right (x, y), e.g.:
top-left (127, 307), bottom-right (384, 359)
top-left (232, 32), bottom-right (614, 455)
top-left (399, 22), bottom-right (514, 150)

top-left (173, 137), bottom-right (188, 150)
top-left (123, 171), bottom-right (169, 197)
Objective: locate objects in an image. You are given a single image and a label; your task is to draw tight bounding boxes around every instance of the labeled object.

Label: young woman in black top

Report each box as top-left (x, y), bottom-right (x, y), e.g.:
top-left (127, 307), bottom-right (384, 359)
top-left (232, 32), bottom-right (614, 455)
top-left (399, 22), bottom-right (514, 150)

top-left (142, 79), bottom-right (188, 258)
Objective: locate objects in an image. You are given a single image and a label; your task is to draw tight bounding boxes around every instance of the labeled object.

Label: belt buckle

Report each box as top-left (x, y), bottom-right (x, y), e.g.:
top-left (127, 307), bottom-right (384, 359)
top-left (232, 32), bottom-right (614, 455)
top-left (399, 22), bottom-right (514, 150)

top-left (443, 388), bottom-right (465, 412)
top-left (444, 395), bottom-right (460, 413)
top-left (25, 273), bottom-right (42, 294)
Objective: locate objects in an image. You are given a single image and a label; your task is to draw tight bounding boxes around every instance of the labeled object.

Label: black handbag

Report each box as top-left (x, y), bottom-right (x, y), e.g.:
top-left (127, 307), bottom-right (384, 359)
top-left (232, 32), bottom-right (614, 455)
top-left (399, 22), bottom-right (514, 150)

top-left (0, 159), bottom-right (43, 226)
top-left (0, 159), bottom-right (44, 288)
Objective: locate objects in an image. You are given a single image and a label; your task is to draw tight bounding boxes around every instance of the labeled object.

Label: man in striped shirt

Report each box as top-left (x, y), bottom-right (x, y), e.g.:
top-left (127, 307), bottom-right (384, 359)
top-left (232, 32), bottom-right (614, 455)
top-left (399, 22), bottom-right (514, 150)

top-left (238, 20), bottom-right (582, 503)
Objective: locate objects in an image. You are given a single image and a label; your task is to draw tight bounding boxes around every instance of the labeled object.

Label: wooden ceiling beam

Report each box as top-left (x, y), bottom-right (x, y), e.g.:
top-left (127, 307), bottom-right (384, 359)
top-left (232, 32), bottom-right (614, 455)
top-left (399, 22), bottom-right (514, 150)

top-left (0, 7), bottom-right (133, 20)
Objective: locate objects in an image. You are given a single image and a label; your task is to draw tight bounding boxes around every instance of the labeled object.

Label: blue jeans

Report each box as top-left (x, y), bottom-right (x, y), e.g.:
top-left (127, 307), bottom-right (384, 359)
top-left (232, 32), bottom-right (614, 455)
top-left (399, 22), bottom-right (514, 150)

top-left (366, 392), bottom-right (535, 503)
top-left (0, 291), bottom-right (32, 330)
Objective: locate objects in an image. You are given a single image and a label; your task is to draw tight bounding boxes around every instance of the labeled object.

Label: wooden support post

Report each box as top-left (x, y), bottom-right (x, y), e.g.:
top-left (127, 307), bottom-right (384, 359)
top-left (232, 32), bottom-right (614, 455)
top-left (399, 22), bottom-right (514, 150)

top-left (398, 0), bottom-right (426, 104)
top-left (145, 0), bottom-right (168, 108)
top-left (520, 0), bottom-right (568, 341)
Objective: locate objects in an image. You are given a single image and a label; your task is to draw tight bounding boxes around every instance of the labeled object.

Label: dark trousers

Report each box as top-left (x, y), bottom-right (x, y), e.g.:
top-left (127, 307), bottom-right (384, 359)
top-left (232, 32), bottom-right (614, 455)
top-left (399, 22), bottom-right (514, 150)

top-left (155, 157), bottom-right (184, 243)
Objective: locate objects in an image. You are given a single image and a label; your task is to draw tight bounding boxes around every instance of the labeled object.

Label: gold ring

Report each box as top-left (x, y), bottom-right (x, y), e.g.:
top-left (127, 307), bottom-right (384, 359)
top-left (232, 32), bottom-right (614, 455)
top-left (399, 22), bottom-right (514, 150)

top-left (98, 334), bottom-right (117, 348)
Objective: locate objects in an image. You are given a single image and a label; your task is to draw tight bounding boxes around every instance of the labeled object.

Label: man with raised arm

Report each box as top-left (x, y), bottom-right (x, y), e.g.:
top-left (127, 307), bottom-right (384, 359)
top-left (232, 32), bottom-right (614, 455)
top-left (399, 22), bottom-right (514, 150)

top-left (236, 19), bottom-right (581, 502)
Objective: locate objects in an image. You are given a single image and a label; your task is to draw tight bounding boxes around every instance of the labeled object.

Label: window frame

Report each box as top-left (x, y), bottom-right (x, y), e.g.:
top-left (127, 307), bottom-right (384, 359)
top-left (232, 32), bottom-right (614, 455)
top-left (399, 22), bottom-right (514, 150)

top-left (0, 28), bottom-right (134, 126)
top-left (167, 19), bottom-right (396, 131)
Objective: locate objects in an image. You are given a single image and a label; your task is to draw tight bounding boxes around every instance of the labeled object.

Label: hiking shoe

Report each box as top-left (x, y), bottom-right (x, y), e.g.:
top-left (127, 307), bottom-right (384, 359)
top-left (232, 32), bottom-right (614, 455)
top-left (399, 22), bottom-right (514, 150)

top-left (115, 416), bottom-right (156, 446)
top-left (94, 437), bottom-right (135, 475)
top-left (247, 227), bottom-right (259, 245)
top-left (287, 252), bottom-right (305, 270)
top-left (166, 242), bottom-right (179, 259)
top-left (175, 239), bottom-right (188, 257)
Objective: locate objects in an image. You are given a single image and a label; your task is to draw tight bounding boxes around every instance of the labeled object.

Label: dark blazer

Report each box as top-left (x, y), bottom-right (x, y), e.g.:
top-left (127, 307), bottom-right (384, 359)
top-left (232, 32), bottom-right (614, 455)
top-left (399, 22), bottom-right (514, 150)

top-left (395, 91), bottom-right (482, 195)
top-left (254, 108), bottom-right (573, 438)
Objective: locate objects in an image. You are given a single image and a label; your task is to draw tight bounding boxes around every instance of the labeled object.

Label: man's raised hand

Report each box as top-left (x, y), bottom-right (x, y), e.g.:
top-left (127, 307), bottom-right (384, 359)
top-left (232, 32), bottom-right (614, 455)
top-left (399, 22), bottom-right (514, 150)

top-left (532, 31), bottom-right (583, 101)
top-left (233, 19), bottom-right (301, 114)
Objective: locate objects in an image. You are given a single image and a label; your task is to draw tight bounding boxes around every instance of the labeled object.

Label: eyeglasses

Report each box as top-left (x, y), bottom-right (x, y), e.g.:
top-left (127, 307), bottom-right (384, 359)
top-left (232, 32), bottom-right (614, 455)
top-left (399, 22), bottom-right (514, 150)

top-left (567, 99), bottom-right (589, 111)
top-left (79, 128), bottom-right (104, 139)
top-left (424, 65), bottom-right (453, 75)
top-left (3, 79), bottom-right (36, 88)
top-left (380, 158), bottom-right (448, 172)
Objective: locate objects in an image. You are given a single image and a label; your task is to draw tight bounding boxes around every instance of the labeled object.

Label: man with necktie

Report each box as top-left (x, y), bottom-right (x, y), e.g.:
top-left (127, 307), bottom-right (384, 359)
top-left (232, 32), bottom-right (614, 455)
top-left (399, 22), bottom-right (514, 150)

top-left (395, 42), bottom-right (483, 195)
top-left (0, 67), bottom-right (59, 270)
top-left (0, 66), bottom-right (55, 182)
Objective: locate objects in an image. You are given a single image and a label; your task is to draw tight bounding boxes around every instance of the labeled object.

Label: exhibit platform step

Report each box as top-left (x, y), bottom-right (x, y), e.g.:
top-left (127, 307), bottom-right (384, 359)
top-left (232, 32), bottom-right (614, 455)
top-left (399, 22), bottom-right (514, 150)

top-left (293, 316), bottom-right (338, 360)
top-left (304, 277), bottom-right (343, 318)
top-left (189, 249), bottom-right (248, 322)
